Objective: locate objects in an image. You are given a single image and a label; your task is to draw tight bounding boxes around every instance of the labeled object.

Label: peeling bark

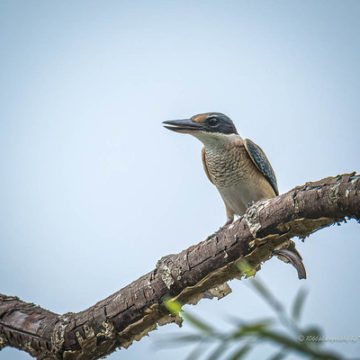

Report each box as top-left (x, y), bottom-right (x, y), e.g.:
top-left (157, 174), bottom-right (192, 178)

top-left (0, 173), bottom-right (359, 360)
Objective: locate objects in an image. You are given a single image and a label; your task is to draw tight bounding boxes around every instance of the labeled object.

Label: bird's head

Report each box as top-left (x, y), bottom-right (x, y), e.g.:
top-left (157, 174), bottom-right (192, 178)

top-left (163, 112), bottom-right (238, 146)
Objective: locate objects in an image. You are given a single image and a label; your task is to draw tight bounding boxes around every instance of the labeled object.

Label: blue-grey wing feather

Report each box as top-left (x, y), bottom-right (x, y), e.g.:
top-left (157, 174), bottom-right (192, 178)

top-left (244, 138), bottom-right (279, 196)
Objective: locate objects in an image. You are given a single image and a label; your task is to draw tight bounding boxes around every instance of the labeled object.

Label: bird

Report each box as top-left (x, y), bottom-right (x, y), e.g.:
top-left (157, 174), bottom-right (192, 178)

top-left (163, 112), bottom-right (307, 280)
top-left (163, 112), bottom-right (306, 279)
top-left (163, 112), bottom-right (278, 225)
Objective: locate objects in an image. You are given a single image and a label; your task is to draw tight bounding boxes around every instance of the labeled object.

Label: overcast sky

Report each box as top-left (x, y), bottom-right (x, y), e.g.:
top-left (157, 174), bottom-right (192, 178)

top-left (1, 1), bottom-right (360, 359)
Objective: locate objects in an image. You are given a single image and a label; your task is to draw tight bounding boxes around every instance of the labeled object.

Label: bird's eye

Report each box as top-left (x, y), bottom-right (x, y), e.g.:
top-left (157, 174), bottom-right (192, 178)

top-left (207, 117), bottom-right (219, 126)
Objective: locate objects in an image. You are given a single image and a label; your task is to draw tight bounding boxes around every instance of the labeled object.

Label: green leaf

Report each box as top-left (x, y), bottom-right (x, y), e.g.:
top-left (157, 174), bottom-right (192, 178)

top-left (229, 316), bottom-right (272, 328)
top-left (291, 288), bottom-right (308, 321)
top-left (301, 326), bottom-right (322, 339)
top-left (164, 298), bottom-right (183, 316)
top-left (236, 260), bottom-right (256, 278)
top-left (232, 320), bottom-right (273, 338)
top-left (251, 279), bottom-right (283, 313)
top-left (162, 334), bottom-right (207, 345)
top-left (260, 330), bottom-right (316, 356)
top-left (300, 326), bottom-right (323, 348)
top-left (186, 342), bottom-right (207, 360)
top-left (259, 330), bottom-right (341, 360)
top-left (267, 351), bottom-right (286, 360)
top-left (184, 312), bottom-right (216, 335)
top-left (206, 342), bottom-right (228, 360)
top-left (226, 344), bottom-right (252, 360)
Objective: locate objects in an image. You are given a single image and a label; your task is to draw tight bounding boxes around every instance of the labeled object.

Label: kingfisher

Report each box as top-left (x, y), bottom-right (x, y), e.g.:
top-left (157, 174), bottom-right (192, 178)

top-left (163, 112), bottom-right (278, 225)
top-left (163, 112), bottom-right (307, 279)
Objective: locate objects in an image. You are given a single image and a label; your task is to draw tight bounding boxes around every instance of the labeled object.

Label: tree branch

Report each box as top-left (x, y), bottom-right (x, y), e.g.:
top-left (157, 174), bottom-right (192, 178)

top-left (1, 173), bottom-right (359, 360)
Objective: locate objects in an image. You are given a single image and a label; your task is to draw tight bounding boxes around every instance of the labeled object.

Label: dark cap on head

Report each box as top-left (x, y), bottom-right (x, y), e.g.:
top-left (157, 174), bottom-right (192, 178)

top-left (163, 112), bottom-right (238, 135)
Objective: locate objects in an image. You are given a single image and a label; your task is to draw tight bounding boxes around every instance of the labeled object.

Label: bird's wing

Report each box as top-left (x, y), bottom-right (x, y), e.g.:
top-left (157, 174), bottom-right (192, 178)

top-left (201, 147), bottom-right (214, 184)
top-left (244, 138), bottom-right (279, 196)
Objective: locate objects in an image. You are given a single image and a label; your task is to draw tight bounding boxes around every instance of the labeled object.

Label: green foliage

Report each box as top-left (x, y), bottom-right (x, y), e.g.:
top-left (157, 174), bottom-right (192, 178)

top-left (161, 264), bottom-right (354, 360)
top-left (236, 260), bottom-right (257, 278)
top-left (291, 288), bottom-right (308, 321)
top-left (165, 298), bottom-right (215, 335)
top-left (165, 298), bottom-right (183, 316)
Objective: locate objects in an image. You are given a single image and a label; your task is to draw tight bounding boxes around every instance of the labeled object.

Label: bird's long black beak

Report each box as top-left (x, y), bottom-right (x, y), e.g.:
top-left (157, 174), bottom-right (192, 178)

top-left (162, 119), bottom-right (204, 133)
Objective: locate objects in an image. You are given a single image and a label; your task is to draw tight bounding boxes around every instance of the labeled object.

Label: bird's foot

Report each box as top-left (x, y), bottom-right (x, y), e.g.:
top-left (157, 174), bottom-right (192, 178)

top-left (273, 241), bottom-right (307, 279)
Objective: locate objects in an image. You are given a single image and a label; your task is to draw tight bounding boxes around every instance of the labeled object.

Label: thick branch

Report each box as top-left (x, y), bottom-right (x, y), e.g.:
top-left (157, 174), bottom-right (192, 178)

top-left (1, 173), bottom-right (359, 360)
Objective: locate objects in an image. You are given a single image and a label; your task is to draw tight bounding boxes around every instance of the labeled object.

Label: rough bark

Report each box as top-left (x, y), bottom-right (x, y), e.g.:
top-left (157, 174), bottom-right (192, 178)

top-left (0, 173), bottom-right (359, 360)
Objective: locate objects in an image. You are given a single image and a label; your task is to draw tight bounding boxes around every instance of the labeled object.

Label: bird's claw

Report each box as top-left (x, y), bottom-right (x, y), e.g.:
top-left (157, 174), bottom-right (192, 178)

top-left (273, 241), bottom-right (307, 279)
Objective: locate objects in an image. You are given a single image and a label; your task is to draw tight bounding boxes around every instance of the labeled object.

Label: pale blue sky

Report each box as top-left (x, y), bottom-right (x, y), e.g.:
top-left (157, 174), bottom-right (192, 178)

top-left (0, 1), bottom-right (359, 359)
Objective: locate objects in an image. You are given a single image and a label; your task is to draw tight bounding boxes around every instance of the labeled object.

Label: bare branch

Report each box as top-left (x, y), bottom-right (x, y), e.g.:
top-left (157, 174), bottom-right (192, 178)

top-left (1, 173), bottom-right (359, 360)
